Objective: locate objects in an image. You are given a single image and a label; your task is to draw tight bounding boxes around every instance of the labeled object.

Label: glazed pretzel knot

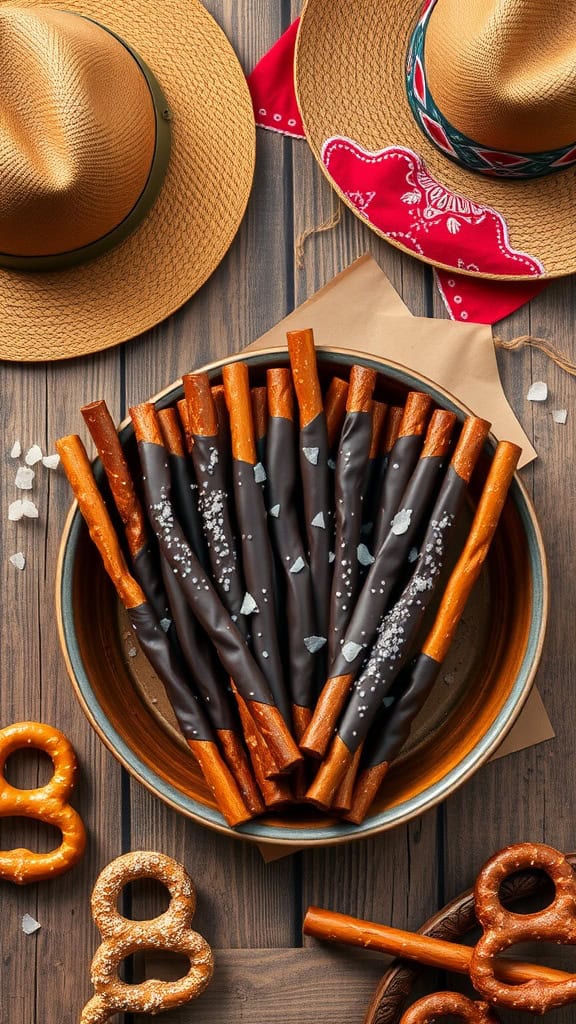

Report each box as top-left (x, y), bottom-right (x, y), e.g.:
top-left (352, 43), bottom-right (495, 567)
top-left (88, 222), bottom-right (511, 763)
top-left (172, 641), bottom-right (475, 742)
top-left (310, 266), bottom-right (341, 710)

top-left (470, 842), bottom-right (576, 1013)
top-left (0, 721), bottom-right (86, 884)
top-left (401, 992), bottom-right (500, 1023)
top-left (80, 851), bottom-right (214, 1023)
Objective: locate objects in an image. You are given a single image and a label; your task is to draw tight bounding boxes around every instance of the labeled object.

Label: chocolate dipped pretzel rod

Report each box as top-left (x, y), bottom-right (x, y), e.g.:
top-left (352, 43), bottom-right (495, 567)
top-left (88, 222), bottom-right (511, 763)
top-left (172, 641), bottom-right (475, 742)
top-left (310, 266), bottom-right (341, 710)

top-left (222, 362), bottom-right (292, 726)
top-left (56, 434), bottom-right (251, 828)
top-left (328, 365), bottom-right (377, 663)
top-left (182, 373), bottom-right (246, 627)
top-left (80, 399), bottom-right (169, 621)
top-left (346, 441), bottom-right (521, 824)
top-left (301, 407), bottom-right (465, 760)
top-left (325, 375), bottom-right (349, 451)
top-left (251, 385), bottom-right (268, 469)
top-left (287, 328), bottom-right (332, 657)
top-left (157, 407), bottom-right (209, 569)
top-left (266, 368), bottom-right (318, 737)
top-left (308, 417), bottom-right (493, 807)
top-left (372, 392), bottom-right (434, 555)
top-left (129, 403), bottom-right (302, 774)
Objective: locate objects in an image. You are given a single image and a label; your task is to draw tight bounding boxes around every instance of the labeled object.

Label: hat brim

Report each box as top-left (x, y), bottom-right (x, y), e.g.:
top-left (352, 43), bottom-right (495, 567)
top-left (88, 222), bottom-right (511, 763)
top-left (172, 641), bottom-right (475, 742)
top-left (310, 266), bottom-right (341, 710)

top-left (295, 0), bottom-right (576, 281)
top-left (2, 0), bottom-right (255, 361)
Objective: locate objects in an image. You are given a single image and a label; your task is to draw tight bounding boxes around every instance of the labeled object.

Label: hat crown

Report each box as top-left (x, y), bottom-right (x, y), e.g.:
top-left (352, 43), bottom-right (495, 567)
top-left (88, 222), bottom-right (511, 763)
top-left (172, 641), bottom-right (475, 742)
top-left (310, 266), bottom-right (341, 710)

top-left (0, 7), bottom-right (157, 259)
top-left (425, 0), bottom-right (576, 153)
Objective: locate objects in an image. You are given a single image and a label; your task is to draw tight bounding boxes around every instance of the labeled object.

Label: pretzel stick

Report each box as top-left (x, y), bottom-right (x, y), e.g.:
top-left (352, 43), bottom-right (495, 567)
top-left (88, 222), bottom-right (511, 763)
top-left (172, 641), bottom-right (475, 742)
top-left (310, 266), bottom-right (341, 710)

top-left (222, 362), bottom-right (292, 726)
top-left (158, 408), bottom-right (208, 567)
top-left (130, 403), bottom-right (302, 774)
top-left (301, 408), bottom-right (462, 760)
top-left (56, 434), bottom-right (251, 828)
top-left (80, 399), bottom-right (168, 620)
top-left (346, 440), bottom-right (521, 824)
top-left (325, 376), bottom-right (349, 450)
top-left (328, 366), bottom-right (377, 663)
top-left (302, 907), bottom-right (575, 987)
top-left (176, 397), bottom-right (194, 455)
top-left (372, 392), bottom-right (433, 555)
top-left (251, 385), bottom-right (268, 467)
top-left (211, 383), bottom-right (233, 488)
top-left (308, 416), bottom-right (491, 808)
top-left (231, 681), bottom-right (294, 808)
top-left (361, 401), bottom-right (389, 532)
top-left (287, 328), bottom-right (332, 659)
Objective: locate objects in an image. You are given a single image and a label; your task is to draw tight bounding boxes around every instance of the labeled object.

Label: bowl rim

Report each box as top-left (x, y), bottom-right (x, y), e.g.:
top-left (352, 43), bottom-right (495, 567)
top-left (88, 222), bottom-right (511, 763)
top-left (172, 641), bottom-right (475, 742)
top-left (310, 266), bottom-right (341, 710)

top-left (55, 345), bottom-right (549, 846)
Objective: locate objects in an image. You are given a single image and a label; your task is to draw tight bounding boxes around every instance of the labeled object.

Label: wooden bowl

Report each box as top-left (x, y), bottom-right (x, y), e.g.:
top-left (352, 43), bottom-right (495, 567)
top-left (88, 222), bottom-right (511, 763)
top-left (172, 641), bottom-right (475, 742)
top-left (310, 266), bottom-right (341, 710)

top-left (56, 348), bottom-right (548, 846)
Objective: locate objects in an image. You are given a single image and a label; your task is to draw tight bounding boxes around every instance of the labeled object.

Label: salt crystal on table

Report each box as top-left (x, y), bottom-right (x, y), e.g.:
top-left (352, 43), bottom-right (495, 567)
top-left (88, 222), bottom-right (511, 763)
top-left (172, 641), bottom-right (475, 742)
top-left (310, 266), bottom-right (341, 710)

top-left (10, 441), bottom-right (21, 459)
top-left (527, 381), bottom-right (548, 402)
top-left (553, 409), bottom-right (568, 424)
top-left (25, 444), bottom-right (43, 466)
top-left (304, 635), bottom-right (327, 653)
top-left (22, 914), bottom-right (41, 935)
top-left (21, 500), bottom-right (39, 519)
top-left (42, 453), bottom-right (60, 469)
top-left (15, 466), bottom-right (35, 490)
top-left (9, 552), bottom-right (26, 570)
top-left (8, 500), bottom-right (24, 521)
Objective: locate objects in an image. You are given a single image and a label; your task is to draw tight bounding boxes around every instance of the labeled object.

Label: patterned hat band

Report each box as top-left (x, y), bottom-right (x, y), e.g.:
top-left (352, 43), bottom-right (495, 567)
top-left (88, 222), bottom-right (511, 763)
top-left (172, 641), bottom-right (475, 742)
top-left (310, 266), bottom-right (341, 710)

top-left (406, 0), bottom-right (576, 179)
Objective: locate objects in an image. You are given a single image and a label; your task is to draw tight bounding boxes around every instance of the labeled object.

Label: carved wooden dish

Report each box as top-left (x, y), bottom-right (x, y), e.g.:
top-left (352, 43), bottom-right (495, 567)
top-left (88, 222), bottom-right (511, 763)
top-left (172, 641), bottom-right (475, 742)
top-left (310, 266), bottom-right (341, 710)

top-left (56, 349), bottom-right (548, 845)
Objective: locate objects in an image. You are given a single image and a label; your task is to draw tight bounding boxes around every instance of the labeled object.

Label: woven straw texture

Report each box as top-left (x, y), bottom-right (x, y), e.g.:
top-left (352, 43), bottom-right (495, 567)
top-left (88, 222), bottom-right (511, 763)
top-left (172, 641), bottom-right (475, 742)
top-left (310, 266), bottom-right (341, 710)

top-left (295, 0), bottom-right (576, 280)
top-left (0, 0), bottom-right (255, 361)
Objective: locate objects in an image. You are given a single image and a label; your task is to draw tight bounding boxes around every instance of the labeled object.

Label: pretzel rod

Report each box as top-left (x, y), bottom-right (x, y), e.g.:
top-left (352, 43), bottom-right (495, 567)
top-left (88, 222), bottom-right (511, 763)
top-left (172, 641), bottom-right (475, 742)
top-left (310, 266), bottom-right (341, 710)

top-left (301, 408), bottom-right (462, 761)
top-left (325, 376), bottom-right (349, 450)
top-left (328, 366), bottom-right (378, 663)
top-left (361, 401), bottom-right (389, 532)
top-left (308, 417), bottom-right (491, 807)
top-left (56, 434), bottom-right (251, 827)
top-left (331, 743), bottom-right (363, 814)
top-left (382, 405), bottom-right (404, 455)
top-left (230, 681), bottom-right (294, 806)
top-left (251, 385), bottom-right (268, 462)
top-left (80, 399), bottom-right (169, 620)
top-left (182, 373), bottom-right (246, 627)
top-left (266, 368), bottom-right (318, 721)
top-left (176, 397), bottom-right (194, 455)
top-left (130, 404), bottom-right (302, 774)
top-left (158, 407), bottom-right (209, 568)
top-left (372, 392), bottom-right (434, 555)
top-left (222, 362), bottom-right (292, 726)
top-left (347, 440), bottom-right (521, 824)
top-left (287, 328), bottom-right (332, 657)
top-left (302, 907), bottom-right (575, 988)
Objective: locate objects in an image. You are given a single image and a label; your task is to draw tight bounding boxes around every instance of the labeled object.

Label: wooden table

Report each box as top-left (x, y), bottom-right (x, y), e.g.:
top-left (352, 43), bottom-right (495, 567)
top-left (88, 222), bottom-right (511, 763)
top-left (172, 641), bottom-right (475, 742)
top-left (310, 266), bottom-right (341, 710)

top-left (1, 4), bottom-right (574, 1022)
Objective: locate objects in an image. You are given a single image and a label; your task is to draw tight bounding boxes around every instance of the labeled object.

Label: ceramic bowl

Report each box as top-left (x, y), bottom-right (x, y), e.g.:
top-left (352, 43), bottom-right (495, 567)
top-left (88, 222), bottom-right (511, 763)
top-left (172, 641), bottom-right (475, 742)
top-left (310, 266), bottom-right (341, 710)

top-left (56, 348), bottom-right (548, 846)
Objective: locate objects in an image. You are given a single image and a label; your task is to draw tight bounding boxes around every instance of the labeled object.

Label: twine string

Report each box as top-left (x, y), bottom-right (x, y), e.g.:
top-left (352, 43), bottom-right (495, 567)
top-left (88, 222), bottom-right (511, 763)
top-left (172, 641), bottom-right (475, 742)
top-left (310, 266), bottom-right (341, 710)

top-left (295, 200), bottom-right (342, 268)
top-left (494, 334), bottom-right (576, 378)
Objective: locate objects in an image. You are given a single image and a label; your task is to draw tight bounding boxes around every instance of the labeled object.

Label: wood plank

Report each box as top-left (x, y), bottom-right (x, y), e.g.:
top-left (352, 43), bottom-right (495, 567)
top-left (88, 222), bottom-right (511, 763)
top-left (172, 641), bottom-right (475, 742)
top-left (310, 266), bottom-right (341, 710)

top-left (135, 947), bottom-right (385, 1023)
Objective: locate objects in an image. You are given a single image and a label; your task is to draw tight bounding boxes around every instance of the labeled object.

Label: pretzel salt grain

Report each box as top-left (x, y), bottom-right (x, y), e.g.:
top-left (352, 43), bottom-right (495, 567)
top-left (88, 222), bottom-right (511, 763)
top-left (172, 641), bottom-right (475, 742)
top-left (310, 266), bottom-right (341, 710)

top-left (0, 721), bottom-right (86, 884)
top-left (401, 992), bottom-right (500, 1023)
top-left (80, 851), bottom-right (213, 1023)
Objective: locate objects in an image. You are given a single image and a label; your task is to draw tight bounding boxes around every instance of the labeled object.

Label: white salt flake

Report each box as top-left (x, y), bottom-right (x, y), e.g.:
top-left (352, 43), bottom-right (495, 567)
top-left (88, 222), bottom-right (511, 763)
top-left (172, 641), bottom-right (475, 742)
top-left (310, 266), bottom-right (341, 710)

top-left (304, 635), bottom-right (327, 654)
top-left (15, 466), bottom-right (35, 490)
top-left (383, 696), bottom-right (395, 708)
top-left (311, 511), bottom-right (325, 529)
top-left (289, 556), bottom-right (305, 574)
top-left (269, 504), bottom-right (280, 518)
top-left (302, 446), bottom-right (319, 465)
top-left (42, 453), bottom-right (60, 470)
top-left (240, 592), bottom-right (259, 616)
top-left (25, 444), bottom-right (43, 466)
top-left (327, 458), bottom-right (336, 470)
top-left (342, 641), bottom-right (363, 663)
top-left (408, 547), bottom-right (419, 563)
top-left (357, 543), bottom-right (375, 566)
top-left (391, 508), bottom-right (412, 536)
top-left (21, 500), bottom-right (39, 519)
top-left (22, 914), bottom-right (41, 935)
top-left (9, 552), bottom-right (26, 570)
top-left (527, 381), bottom-right (548, 402)
top-left (328, 551), bottom-right (335, 563)
top-left (553, 408), bottom-right (568, 424)
top-left (128, 647), bottom-right (137, 658)
top-left (8, 500), bottom-right (24, 521)
top-left (254, 462), bottom-right (267, 484)
top-left (159, 618), bottom-right (171, 633)
top-left (10, 441), bottom-right (21, 459)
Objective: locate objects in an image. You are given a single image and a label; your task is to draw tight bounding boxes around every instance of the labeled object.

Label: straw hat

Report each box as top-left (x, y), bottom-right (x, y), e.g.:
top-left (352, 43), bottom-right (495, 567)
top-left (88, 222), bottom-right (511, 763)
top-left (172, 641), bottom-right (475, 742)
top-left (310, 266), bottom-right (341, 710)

top-left (0, 1), bottom-right (255, 361)
top-left (295, 0), bottom-right (576, 280)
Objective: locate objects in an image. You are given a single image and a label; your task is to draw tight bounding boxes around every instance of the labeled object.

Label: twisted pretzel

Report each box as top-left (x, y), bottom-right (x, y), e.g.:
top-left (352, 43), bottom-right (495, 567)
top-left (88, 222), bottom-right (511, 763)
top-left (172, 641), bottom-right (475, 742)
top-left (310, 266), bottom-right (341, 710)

top-left (470, 842), bottom-right (576, 1012)
top-left (80, 851), bottom-right (214, 1023)
top-left (0, 721), bottom-right (86, 884)
top-left (401, 992), bottom-right (500, 1023)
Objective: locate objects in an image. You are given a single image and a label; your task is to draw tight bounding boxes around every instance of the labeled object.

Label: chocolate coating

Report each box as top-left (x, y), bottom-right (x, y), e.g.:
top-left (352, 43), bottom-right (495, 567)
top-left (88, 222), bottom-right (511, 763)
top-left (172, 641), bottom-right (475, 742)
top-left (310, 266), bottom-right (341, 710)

top-left (372, 434), bottom-right (423, 554)
top-left (168, 451), bottom-right (209, 569)
top-left (300, 412), bottom-right (332, 641)
top-left (329, 454), bottom-right (449, 682)
top-left (338, 469), bottom-right (466, 752)
top-left (266, 415), bottom-right (317, 710)
top-left (128, 602), bottom-right (213, 742)
top-left (233, 459), bottom-right (290, 724)
top-left (329, 410), bottom-right (373, 663)
top-left (137, 441), bottom-right (275, 709)
top-left (365, 653), bottom-right (440, 768)
top-left (133, 543), bottom-right (169, 620)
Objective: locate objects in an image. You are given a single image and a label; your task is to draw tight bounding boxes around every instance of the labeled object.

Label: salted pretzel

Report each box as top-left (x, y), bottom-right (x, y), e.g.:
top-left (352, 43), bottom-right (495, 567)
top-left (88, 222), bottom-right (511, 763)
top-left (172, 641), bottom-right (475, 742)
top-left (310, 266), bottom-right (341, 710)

top-left (80, 851), bottom-right (214, 1023)
top-left (0, 721), bottom-right (86, 884)
top-left (401, 992), bottom-right (500, 1023)
top-left (470, 842), bottom-right (576, 1013)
